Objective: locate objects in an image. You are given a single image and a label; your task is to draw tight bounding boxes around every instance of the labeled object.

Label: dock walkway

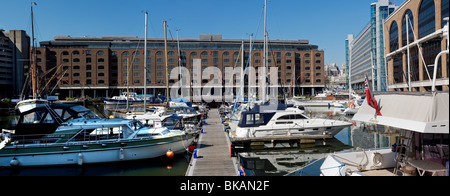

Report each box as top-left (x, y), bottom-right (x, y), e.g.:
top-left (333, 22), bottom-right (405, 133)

top-left (186, 109), bottom-right (239, 176)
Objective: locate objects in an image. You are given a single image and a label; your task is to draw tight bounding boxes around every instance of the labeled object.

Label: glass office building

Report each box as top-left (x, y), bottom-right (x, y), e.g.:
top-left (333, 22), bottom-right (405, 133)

top-left (346, 0), bottom-right (396, 91)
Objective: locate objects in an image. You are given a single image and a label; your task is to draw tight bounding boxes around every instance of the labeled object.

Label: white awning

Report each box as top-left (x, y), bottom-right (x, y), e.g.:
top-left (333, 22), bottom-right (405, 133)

top-left (352, 92), bottom-right (449, 134)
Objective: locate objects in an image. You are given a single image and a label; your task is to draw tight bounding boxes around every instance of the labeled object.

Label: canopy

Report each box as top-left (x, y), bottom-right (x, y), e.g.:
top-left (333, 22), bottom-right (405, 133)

top-left (352, 92), bottom-right (449, 134)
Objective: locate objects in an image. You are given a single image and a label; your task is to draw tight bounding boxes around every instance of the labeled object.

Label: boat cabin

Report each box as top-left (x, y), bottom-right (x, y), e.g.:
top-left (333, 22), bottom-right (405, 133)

top-left (12, 104), bottom-right (100, 137)
top-left (237, 104), bottom-right (296, 128)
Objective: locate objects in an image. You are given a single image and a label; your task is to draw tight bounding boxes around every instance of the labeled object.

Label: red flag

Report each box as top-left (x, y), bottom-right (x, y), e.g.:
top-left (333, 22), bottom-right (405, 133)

top-left (365, 77), bottom-right (382, 116)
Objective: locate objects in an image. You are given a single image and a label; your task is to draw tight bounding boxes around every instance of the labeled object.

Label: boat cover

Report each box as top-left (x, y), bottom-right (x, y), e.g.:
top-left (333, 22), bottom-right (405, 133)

top-left (352, 92), bottom-right (449, 134)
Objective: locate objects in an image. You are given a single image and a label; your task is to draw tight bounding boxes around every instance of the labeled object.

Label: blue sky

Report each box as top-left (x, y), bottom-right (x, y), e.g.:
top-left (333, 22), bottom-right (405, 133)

top-left (0, 0), bottom-right (404, 65)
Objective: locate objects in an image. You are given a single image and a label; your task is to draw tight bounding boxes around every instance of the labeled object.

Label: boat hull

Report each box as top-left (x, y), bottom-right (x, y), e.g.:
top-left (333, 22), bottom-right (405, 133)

top-left (0, 133), bottom-right (197, 167)
top-left (234, 121), bottom-right (352, 138)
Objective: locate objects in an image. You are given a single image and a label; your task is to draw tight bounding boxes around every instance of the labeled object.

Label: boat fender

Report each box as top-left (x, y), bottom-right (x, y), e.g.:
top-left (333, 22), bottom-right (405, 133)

top-left (119, 148), bottom-right (125, 160)
top-left (10, 158), bottom-right (20, 167)
top-left (78, 153), bottom-right (84, 165)
top-left (371, 152), bottom-right (383, 169)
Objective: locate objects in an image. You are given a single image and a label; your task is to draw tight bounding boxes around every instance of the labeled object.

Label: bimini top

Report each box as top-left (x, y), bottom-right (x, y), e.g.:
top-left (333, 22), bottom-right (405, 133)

top-left (352, 92), bottom-right (449, 134)
top-left (238, 103), bottom-right (294, 128)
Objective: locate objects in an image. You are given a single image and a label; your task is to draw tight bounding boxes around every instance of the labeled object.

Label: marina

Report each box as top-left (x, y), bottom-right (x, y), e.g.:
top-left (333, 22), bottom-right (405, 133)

top-left (0, 0), bottom-right (448, 178)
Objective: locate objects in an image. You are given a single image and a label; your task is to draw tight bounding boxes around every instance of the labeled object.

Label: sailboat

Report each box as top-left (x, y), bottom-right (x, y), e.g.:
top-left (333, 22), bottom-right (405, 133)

top-left (15, 2), bottom-right (48, 113)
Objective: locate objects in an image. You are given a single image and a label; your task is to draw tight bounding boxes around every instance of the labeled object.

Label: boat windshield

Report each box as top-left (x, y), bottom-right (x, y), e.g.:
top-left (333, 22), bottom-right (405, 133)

top-left (129, 120), bottom-right (145, 130)
top-left (70, 105), bottom-right (101, 120)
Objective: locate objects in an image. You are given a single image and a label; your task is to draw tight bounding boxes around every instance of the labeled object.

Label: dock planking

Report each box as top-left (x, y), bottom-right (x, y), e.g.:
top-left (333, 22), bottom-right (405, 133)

top-left (186, 109), bottom-right (239, 176)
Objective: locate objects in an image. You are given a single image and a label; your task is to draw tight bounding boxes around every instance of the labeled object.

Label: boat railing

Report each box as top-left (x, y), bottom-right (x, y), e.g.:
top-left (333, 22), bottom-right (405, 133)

top-left (322, 115), bottom-right (348, 125)
top-left (9, 134), bottom-right (66, 148)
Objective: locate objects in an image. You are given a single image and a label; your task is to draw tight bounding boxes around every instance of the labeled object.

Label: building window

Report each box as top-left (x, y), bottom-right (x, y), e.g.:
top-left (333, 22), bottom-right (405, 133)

top-left (443, 0), bottom-right (449, 28)
top-left (223, 51), bottom-right (229, 56)
top-left (62, 51), bottom-right (69, 56)
top-left (98, 58), bottom-right (105, 63)
top-left (191, 52), bottom-right (197, 56)
top-left (201, 51), bottom-right (208, 56)
top-left (86, 79), bottom-right (91, 85)
top-left (73, 51), bottom-right (80, 55)
top-left (123, 51), bottom-right (129, 56)
top-left (98, 51), bottom-right (104, 55)
top-left (86, 72), bottom-right (91, 77)
top-left (389, 21), bottom-right (399, 52)
top-left (73, 58), bottom-right (80, 63)
top-left (73, 73), bottom-right (80, 77)
top-left (98, 80), bottom-right (105, 84)
top-left (315, 53), bottom-right (321, 57)
top-left (98, 65), bottom-right (104, 69)
top-left (73, 80), bottom-right (80, 84)
top-left (418, 0), bottom-right (435, 38)
top-left (402, 10), bottom-right (414, 46)
top-left (73, 66), bottom-right (80, 69)
top-left (168, 51), bottom-right (175, 56)
top-left (156, 51), bottom-right (163, 56)
top-left (98, 73), bottom-right (105, 77)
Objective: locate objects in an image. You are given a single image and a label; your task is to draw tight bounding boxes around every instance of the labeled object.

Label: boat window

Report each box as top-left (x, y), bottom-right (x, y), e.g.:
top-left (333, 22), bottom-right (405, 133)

top-left (255, 114), bottom-right (264, 124)
top-left (246, 114), bottom-right (254, 125)
top-left (129, 120), bottom-right (145, 130)
top-left (275, 121), bottom-right (293, 124)
top-left (277, 114), bottom-right (308, 120)
top-left (22, 111), bottom-right (46, 124)
top-left (245, 114), bottom-right (264, 125)
top-left (42, 113), bottom-right (56, 123)
top-left (81, 111), bottom-right (101, 120)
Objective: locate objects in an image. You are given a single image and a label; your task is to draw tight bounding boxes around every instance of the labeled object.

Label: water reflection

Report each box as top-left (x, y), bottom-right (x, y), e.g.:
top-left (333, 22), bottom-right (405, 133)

top-left (0, 154), bottom-right (190, 176)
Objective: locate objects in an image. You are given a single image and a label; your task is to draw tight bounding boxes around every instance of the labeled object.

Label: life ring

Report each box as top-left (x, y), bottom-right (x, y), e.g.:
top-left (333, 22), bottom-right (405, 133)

top-left (372, 152), bottom-right (383, 169)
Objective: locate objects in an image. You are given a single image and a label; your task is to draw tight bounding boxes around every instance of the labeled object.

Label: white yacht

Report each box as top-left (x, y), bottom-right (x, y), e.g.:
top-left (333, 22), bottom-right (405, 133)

top-left (232, 104), bottom-right (352, 138)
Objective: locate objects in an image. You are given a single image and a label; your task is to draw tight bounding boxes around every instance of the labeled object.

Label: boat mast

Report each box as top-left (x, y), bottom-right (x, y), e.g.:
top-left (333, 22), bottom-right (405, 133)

top-left (126, 58), bottom-right (130, 113)
top-left (164, 21), bottom-right (169, 107)
top-left (262, 0), bottom-right (268, 102)
top-left (31, 2), bottom-right (37, 99)
top-left (143, 12), bottom-right (148, 108)
top-left (177, 30), bottom-right (183, 98)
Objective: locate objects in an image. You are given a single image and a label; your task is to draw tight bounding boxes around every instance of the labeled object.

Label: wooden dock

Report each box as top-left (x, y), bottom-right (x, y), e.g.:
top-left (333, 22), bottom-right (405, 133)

top-left (185, 109), bottom-right (239, 176)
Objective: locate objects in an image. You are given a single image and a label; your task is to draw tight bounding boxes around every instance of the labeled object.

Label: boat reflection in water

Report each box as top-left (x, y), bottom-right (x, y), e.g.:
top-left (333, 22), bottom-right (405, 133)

top-left (237, 108), bottom-right (396, 176)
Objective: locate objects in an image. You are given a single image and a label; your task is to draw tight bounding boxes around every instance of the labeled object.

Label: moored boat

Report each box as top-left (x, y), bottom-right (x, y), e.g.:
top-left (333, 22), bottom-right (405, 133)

top-left (231, 103), bottom-right (352, 138)
top-left (0, 103), bottom-right (199, 167)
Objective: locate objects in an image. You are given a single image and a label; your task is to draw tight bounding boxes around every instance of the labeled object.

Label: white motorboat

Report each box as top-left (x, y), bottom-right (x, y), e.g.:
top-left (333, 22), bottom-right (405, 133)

top-left (15, 98), bottom-right (48, 113)
top-left (231, 103), bottom-right (352, 138)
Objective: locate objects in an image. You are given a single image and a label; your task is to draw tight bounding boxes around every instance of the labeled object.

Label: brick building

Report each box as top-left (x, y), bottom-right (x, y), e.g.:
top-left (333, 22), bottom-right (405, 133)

top-left (384, 0), bottom-right (448, 91)
top-left (35, 34), bottom-right (325, 100)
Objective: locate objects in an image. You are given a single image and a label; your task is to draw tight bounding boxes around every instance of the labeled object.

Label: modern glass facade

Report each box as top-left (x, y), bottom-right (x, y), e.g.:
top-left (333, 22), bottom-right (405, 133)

top-left (347, 0), bottom-right (396, 91)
